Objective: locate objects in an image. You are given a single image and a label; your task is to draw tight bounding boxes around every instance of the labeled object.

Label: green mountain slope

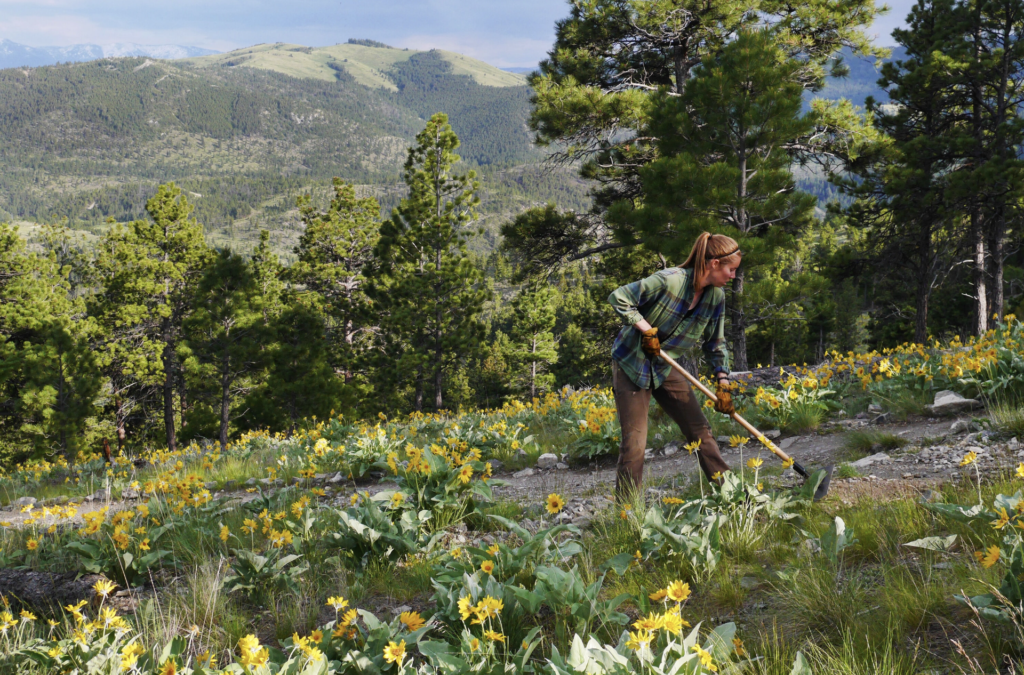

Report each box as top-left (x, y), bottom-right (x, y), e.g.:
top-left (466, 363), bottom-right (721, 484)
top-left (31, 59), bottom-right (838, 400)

top-left (0, 46), bottom-right (586, 258)
top-left (181, 41), bottom-right (526, 90)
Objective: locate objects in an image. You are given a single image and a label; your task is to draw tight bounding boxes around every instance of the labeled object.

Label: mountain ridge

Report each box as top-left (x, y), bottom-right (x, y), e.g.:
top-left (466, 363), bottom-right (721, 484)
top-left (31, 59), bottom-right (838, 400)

top-left (0, 39), bottom-right (218, 69)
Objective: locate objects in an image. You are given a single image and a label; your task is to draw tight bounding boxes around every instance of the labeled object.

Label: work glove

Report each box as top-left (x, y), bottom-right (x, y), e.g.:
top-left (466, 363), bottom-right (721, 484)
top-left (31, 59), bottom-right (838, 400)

top-left (640, 327), bottom-right (661, 357)
top-left (714, 380), bottom-right (735, 415)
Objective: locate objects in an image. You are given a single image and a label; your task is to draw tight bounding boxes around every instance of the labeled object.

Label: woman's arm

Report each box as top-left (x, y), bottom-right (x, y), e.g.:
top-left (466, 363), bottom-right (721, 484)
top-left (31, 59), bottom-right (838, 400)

top-left (702, 299), bottom-right (731, 383)
top-left (607, 272), bottom-right (668, 328)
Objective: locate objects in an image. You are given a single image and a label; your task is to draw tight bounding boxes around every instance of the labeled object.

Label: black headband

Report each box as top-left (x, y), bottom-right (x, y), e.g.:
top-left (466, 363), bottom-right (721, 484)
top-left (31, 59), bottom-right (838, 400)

top-left (707, 247), bottom-right (740, 259)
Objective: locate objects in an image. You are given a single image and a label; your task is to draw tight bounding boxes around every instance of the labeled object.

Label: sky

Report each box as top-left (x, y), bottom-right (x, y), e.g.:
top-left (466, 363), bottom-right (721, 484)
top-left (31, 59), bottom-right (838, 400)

top-left (0, 0), bottom-right (916, 69)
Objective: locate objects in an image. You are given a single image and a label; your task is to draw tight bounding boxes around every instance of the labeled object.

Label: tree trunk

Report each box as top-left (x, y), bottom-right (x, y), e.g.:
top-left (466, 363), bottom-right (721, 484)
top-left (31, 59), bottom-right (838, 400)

top-left (219, 354), bottom-right (231, 452)
top-left (114, 396), bottom-right (126, 453)
top-left (178, 368), bottom-right (188, 431)
top-left (769, 339), bottom-right (775, 368)
top-left (414, 364), bottom-right (424, 412)
top-left (731, 269), bottom-right (747, 371)
top-left (530, 335), bottom-right (537, 400)
top-left (988, 223), bottom-right (1005, 321)
top-left (161, 317), bottom-right (176, 453)
top-left (914, 269), bottom-right (930, 345)
top-left (971, 209), bottom-right (988, 336)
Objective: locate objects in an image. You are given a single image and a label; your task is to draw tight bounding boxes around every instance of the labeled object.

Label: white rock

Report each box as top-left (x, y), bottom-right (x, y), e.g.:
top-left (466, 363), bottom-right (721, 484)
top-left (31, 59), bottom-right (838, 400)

top-left (780, 437), bottom-right (801, 450)
top-left (536, 453), bottom-right (559, 470)
top-left (11, 496), bottom-right (36, 508)
top-left (513, 468), bottom-right (536, 479)
top-left (851, 452), bottom-right (891, 469)
top-left (716, 435), bottom-right (731, 445)
top-left (926, 390), bottom-right (983, 416)
top-left (868, 403), bottom-right (883, 414)
top-left (328, 473), bottom-right (344, 484)
top-left (662, 442), bottom-right (679, 457)
top-left (763, 430), bottom-right (782, 440)
top-left (555, 462), bottom-right (569, 470)
top-left (1009, 437), bottom-right (1020, 450)
top-left (950, 420), bottom-right (970, 434)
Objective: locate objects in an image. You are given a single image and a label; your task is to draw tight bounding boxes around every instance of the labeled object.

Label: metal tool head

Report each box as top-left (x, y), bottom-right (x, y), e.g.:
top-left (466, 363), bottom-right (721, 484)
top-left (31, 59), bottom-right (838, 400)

top-left (792, 463), bottom-right (833, 502)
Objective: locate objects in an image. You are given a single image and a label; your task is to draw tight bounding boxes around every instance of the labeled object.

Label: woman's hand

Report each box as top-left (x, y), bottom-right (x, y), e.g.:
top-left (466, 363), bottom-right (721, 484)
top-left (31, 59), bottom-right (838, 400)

top-left (714, 379), bottom-right (735, 415)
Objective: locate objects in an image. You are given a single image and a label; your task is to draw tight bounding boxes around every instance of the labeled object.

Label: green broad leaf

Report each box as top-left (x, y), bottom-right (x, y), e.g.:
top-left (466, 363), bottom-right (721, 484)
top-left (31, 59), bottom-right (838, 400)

top-left (510, 586), bottom-right (544, 614)
top-left (789, 651), bottom-right (813, 675)
top-left (704, 622), bottom-right (736, 660)
top-left (923, 502), bottom-right (991, 523)
top-left (903, 535), bottom-right (957, 551)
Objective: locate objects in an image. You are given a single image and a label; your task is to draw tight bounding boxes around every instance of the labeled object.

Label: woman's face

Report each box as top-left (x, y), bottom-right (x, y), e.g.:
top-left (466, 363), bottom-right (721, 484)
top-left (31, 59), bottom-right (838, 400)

top-left (703, 257), bottom-right (741, 288)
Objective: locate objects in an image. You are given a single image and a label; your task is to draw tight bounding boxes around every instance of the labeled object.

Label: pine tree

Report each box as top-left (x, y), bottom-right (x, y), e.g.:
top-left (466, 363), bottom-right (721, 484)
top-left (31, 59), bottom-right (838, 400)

top-left (90, 183), bottom-right (210, 451)
top-left (612, 31), bottom-right (820, 368)
top-left (508, 285), bottom-right (559, 399)
top-left (180, 250), bottom-right (264, 450)
top-left (372, 113), bottom-right (490, 411)
top-left (510, 0), bottom-right (885, 272)
top-left (0, 223), bottom-right (104, 460)
top-left (291, 179), bottom-right (380, 380)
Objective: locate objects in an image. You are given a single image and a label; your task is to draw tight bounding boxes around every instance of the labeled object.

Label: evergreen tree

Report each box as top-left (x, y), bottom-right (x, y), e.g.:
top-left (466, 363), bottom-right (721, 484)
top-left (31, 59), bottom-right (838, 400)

top-left (372, 113), bottom-right (490, 411)
top-left (91, 183), bottom-right (210, 451)
top-left (509, 0), bottom-right (884, 273)
top-left (508, 285), bottom-right (559, 399)
top-left (291, 180), bottom-right (380, 380)
top-left (0, 223), bottom-right (104, 461)
top-left (611, 31), bottom-right (820, 368)
top-left (180, 250), bottom-right (264, 450)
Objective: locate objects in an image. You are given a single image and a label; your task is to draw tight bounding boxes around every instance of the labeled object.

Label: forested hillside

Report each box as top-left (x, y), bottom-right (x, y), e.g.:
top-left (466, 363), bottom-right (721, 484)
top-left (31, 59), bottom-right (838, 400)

top-left (0, 43), bottom-right (588, 257)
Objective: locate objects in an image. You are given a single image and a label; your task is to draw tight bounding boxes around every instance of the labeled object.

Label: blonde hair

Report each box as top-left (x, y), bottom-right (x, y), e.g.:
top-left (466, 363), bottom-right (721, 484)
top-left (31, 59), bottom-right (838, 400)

top-left (681, 232), bottom-right (742, 290)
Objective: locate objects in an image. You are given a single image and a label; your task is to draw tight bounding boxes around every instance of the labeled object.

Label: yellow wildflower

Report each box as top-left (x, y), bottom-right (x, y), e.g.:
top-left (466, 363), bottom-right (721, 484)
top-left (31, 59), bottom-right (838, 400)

top-left (961, 451), bottom-right (978, 466)
top-left (399, 611), bottom-right (425, 631)
top-left (383, 640), bottom-right (406, 664)
top-left (546, 493), bottom-right (566, 514)
top-left (975, 546), bottom-right (1001, 568)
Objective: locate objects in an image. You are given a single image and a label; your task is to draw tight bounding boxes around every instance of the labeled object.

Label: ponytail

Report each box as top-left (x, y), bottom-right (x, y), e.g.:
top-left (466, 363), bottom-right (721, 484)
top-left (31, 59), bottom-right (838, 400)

top-left (681, 232), bottom-right (742, 290)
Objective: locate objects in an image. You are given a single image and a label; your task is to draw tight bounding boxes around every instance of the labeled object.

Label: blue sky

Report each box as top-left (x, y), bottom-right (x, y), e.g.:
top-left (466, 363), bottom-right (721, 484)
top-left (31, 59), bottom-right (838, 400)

top-left (0, 0), bottom-right (914, 68)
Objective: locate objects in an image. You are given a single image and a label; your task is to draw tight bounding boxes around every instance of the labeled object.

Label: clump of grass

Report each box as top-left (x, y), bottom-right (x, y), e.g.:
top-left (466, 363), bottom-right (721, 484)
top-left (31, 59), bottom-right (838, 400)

top-left (986, 394), bottom-right (1024, 437)
top-left (785, 401), bottom-right (826, 434)
top-left (836, 463), bottom-right (862, 479)
top-left (773, 564), bottom-right (872, 640)
top-left (801, 621), bottom-right (922, 674)
top-left (841, 430), bottom-right (909, 459)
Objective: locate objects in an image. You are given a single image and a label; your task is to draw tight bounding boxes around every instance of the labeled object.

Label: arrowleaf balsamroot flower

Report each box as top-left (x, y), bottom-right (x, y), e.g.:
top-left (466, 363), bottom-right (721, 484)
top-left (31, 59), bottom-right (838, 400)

top-left (400, 611), bottom-right (425, 631)
top-left (684, 440), bottom-right (701, 454)
top-left (94, 579), bottom-right (117, 598)
top-left (666, 580), bottom-right (691, 603)
top-left (327, 596), bottom-right (349, 612)
top-left (383, 640), bottom-right (406, 664)
top-left (961, 451), bottom-right (978, 467)
top-left (975, 546), bottom-right (1001, 568)
top-left (546, 493), bottom-right (565, 514)
top-left (746, 457), bottom-right (763, 470)
top-left (480, 560), bottom-right (495, 575)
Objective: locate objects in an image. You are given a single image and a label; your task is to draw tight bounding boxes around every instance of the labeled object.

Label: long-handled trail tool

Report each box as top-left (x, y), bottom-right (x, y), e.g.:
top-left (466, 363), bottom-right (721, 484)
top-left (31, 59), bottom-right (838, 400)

top-left (658, 352), bottom-right (833, 502)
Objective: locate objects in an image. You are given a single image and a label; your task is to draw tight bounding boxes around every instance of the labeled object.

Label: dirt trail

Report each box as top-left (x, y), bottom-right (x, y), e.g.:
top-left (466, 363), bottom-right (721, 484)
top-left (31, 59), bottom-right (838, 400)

top-left (3, 413), bottom-right (1013, 529)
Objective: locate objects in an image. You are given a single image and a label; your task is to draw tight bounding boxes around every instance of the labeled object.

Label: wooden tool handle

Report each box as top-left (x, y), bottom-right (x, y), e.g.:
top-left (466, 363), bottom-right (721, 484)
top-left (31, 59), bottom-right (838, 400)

top-left (657, 352), bottom-right (795, 465)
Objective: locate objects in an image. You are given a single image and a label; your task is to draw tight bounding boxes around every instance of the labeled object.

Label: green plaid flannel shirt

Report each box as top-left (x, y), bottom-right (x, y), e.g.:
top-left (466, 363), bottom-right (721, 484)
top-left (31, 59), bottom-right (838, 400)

top-left (608, 267), bottom-right (730, 390)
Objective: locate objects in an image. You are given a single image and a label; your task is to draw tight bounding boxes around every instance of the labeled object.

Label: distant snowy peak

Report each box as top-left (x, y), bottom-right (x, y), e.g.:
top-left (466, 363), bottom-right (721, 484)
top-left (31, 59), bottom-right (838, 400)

top-left (0, 39), bottom-right (218, 69)
top-left (100, 43), bottom-right (218, 59)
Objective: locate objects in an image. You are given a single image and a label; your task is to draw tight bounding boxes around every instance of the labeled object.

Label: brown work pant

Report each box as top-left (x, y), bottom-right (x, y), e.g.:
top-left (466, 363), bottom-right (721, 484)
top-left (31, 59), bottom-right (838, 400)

top-left (612, 360), bottom-right (730, 496)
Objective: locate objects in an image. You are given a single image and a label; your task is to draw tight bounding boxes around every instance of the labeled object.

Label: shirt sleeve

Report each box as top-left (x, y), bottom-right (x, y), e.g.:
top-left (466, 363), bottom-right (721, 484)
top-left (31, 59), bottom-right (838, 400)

top-left (702, 298), bottom-right (731, 375)
top-left (607, 271), bottom-right (667, 326)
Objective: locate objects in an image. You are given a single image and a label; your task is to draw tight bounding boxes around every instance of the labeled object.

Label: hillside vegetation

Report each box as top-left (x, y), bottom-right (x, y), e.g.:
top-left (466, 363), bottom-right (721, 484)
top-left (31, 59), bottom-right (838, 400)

top-left (0, 45), bottom-right (585, 257)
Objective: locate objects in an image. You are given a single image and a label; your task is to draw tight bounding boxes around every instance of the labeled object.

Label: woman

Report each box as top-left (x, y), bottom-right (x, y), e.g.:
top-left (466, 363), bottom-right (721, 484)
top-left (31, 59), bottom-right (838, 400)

top-left (607, 232), bottom-right (742, 496)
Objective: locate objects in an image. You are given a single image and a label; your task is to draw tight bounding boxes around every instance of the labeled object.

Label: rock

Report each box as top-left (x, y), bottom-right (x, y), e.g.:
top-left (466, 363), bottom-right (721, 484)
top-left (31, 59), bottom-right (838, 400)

top-left (245, 478), bottom-right (258, 487)
top-left (536, 453), bottom-right (559, 470)
top-left (950, 420), bottom-right (970, 434)
top-left (872, 413), bottom-right (892, 425)
top-left (763, 430), bottom-right (781, 440)
top-left (0, 569), bottom-right (113, 611)
top-left (851, 452), bottom-right (890, 469)
top-left (779, 437), bottom-right (800, 450)
top-left (662, 442), bottom-right (679, 457)
top-left (925, 390), bottom-right (983, 416)
top-left (932, 562), bottom-right (953, 570)
top-left (394, 605), bottom-right (412, 615)
top-left (716, 435), bottom-right (730, 445)
top-left (121, 487), bottom-right (139, 500)
top-left (515, 449), bottom-right (528, 458)
top-left (739, 576), bottom-right (760, 590)
top-left (487, 460), bottom-right (504, 473)
top-left (555, 462), bottom-right (569, 470)
top-left (86, 489), bottom-right (109, 502)
top-left (920, 489), bottom-right (943, 504)
top-left (868, 403), bottom-right (883, 414)
top-left (204, 481), bottom-right (217, 490)
top-left (572, 517), bottom-right (593, 529)
top-left (314, 473), bottom-right (327, 482)
top-left (12, 497), bottom-right (37, 509)
top-left (223, 480), bottom-right (236, 489)
top-left (328, 473), bottom-right (344, 484)
top-left (513, 468), bottom-right (535, 479)
top-left (855, 412), bottom-right (869, 420)
top-left (1010, 438), bottom-right (1020, 451)
top-left (644, 449), bottom-right (654, 459)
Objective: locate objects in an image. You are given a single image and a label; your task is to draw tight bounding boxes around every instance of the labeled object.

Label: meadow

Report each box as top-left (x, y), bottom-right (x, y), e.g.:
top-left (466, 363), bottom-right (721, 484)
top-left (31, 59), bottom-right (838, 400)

top-left (1, 317), bottom-right (1024, 674)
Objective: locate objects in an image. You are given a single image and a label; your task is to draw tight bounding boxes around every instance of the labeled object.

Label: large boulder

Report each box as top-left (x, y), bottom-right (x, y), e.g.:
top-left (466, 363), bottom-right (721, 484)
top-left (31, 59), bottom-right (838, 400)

top-left (925, 390), bottom-right (983, 416)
